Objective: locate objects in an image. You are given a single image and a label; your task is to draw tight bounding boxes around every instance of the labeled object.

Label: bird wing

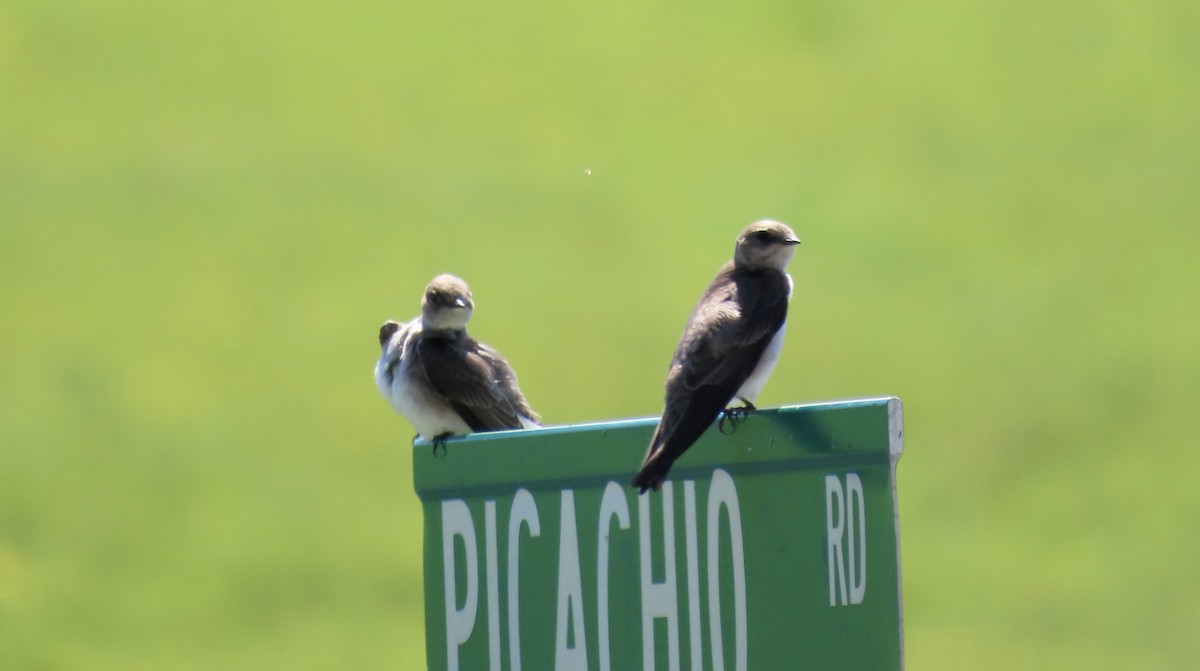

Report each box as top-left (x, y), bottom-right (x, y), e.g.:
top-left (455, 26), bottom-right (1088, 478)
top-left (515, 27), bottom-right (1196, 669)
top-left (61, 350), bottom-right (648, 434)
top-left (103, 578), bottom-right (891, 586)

top-left (676, 269), bottom-right (790, 391)
top-left (415, 337), bottom-right (526, 431)
top-left (475, 342), bottom-right (541, 425)
top-left (633, 268), bottom-right (790, 492)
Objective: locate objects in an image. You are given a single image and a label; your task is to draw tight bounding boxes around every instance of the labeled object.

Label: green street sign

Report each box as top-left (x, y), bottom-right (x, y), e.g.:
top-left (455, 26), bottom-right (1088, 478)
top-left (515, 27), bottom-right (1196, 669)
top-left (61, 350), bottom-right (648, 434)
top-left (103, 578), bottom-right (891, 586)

top-left (412, 396), bottom-right (905, 670)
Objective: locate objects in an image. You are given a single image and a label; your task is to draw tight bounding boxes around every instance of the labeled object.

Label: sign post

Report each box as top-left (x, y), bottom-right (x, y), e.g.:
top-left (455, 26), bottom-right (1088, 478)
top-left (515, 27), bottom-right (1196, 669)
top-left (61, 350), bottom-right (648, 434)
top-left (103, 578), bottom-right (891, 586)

top-left (413, 397), bottom-right (905, 670)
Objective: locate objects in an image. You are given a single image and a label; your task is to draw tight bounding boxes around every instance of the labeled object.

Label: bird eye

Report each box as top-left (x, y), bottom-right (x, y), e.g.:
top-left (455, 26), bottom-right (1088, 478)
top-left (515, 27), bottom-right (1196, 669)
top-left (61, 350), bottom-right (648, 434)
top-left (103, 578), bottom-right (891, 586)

top-left (754, 230), bottom-right (772, 242)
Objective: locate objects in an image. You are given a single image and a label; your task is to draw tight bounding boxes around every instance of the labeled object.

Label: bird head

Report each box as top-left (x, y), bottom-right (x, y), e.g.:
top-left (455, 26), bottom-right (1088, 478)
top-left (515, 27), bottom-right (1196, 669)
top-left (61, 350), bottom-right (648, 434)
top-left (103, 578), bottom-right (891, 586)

top-left (378, 319), bottom-right (404, 348)
top-left (421, 274), bottom-right (475, 331)
top-left (733, 220), bottom-right (801, 271)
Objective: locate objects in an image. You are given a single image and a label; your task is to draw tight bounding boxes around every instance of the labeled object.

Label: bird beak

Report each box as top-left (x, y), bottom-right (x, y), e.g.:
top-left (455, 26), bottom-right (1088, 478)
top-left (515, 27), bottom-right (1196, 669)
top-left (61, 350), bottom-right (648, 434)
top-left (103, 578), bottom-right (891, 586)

top-left (786, 237), bottom-right (802, 245)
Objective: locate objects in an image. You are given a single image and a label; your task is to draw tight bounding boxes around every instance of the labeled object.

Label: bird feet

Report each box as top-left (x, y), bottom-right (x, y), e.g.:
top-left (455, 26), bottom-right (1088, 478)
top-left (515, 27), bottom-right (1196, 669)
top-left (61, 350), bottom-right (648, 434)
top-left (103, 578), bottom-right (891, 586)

top-left (718, 400), bottom-right (757, 434)
top-left (431, 432), bottom-right (454, 457)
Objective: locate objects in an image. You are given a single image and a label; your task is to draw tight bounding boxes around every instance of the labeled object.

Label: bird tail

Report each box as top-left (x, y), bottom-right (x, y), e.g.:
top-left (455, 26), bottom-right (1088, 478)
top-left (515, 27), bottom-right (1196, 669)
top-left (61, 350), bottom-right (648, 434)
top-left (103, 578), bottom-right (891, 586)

top-left (631, 425), bottom-right (673, 494)
top-left (630, 458), bottom-right (672, 494)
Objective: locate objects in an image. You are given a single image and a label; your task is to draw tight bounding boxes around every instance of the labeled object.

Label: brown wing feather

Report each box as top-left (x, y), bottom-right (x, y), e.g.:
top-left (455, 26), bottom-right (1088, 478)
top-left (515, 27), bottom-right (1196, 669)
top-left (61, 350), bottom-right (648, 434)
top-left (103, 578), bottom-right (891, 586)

top-left (417, 336), bottom-right (535, 432)
top-left (632, 266), bottom-right (790, 492)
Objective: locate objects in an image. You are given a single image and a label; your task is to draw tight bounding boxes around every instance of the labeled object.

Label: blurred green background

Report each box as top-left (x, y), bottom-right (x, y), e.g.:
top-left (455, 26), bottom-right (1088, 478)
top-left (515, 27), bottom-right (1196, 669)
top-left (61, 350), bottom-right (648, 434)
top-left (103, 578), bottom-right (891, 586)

top-left (2, 0), bottom-right (1198, 668)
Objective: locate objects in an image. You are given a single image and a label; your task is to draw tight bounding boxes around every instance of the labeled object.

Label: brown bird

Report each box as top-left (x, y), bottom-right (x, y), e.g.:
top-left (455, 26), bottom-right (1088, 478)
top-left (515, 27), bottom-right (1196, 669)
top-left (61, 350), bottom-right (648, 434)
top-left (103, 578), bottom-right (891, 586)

top-left (375, 274), bottom-right (539, 450)
top-left (632, 221), bottom-right (801, 493)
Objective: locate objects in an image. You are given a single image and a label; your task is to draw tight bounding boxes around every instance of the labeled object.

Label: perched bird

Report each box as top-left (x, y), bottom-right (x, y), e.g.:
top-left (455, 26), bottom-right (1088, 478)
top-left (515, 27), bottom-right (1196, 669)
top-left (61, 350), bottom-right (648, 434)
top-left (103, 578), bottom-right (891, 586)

top-left (375, 274), bottom-right (540, 450)
top-left (632, 220), bottom-right (801, 493)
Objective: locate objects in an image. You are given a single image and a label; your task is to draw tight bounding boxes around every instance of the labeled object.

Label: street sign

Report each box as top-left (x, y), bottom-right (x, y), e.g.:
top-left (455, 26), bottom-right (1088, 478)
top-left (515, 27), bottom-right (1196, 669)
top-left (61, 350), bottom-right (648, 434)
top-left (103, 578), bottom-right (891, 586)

top-left (412, 396), bottom-right (905, 670)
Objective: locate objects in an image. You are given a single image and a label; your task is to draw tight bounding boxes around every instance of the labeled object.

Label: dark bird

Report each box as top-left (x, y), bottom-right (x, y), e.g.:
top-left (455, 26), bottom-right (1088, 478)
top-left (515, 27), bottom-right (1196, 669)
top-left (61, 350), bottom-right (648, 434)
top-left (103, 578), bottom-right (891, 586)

top-left (375, 274), bottom-right (539, 449)
top-left (632, 220), bottom-right (801, 493)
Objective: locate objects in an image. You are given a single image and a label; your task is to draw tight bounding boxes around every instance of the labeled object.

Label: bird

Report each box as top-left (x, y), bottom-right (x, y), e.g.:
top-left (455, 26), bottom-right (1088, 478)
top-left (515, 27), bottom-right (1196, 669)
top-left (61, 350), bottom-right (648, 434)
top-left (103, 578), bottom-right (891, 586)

top-left (375, 274), bottom-right (540, 451)
top-left (632, 220), bottom-right (801, 493)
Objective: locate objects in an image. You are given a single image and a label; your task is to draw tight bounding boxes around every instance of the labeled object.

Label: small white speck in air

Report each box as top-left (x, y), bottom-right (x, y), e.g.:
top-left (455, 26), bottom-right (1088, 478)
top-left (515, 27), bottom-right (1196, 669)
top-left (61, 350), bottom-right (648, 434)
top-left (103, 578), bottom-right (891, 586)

top-left (583, 167), bottom-right (592, 176)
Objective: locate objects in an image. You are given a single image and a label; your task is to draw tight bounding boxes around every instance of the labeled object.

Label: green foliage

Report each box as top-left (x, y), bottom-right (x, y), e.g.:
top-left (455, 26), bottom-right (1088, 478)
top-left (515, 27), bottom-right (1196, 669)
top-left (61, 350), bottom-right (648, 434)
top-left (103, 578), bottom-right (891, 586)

top-left (2, 0), bottom-right (1198, 667)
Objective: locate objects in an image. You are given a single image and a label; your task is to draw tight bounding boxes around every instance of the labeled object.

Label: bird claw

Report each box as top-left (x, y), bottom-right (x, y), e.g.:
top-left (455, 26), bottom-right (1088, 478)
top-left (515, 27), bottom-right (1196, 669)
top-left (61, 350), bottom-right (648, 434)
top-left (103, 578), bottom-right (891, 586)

top-left (717, 414), bottom-right (736, 435)
top-left (718, 401), bottom-right (756, 434)
top-left (431, 433), bottom-right (453, 458)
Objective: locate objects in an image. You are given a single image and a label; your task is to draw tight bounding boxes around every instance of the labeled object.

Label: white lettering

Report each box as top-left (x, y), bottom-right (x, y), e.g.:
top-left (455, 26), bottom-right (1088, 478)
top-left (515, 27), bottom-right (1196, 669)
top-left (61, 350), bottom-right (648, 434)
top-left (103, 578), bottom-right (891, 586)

top-left (639, 483), bottom-right (680, 671)
top-left (846, 473), bottom-right (866, 605)
top-left (826, 475), bottom-right (848, 606)
top-left (706, 469), bottom-right (747, 671)
top-left (438, 469), bottom-right (757, 669)
top-left (484, 500), bottom-right (501, 670)
top-left (683, 480), bottom-right (702, 671)
top-left (442, 499), bottom-right (478, 671)
top-left (508, 489), bottom-right (540, 671)
top-left (597, 482), bottom-right (630, 671)
top-left (827, 473), bottom-right (867, 606)
top-left (555, 490), bottom-right (589, 670)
